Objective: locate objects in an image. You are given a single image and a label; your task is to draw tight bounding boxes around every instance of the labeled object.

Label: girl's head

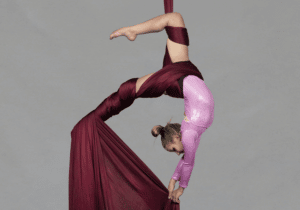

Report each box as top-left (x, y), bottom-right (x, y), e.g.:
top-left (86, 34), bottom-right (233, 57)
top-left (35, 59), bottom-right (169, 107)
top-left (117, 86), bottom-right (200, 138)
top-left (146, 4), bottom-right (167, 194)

top-left (151, 121), bottom-right (184, 156)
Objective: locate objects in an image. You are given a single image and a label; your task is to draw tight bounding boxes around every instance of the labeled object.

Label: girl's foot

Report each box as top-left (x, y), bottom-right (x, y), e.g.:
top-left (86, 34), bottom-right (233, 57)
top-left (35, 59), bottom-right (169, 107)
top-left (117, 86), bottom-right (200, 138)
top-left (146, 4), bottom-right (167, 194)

top-left (110, 27), bottom-right (137, 41)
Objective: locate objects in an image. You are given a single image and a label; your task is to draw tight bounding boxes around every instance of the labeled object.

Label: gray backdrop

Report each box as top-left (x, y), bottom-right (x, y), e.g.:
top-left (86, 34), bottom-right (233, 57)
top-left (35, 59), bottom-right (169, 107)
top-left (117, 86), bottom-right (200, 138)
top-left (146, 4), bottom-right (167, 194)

top-left (1, 0), bottom-right (299, 209)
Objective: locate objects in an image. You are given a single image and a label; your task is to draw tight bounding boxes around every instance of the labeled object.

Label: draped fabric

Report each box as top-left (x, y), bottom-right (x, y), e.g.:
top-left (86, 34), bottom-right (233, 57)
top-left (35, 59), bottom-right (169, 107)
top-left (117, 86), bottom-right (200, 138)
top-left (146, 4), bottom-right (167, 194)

top-left (69, 1), bottom-right (204, 209)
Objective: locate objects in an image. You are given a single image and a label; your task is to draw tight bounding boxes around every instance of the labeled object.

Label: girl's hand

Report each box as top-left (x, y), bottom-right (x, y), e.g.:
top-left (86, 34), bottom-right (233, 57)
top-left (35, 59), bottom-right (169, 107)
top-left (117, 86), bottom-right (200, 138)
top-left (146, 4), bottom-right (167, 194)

top-left (168, 179), bottom-right (176, 199)
top-left (110, 27), bottom-right (137, 41)
top-left (171, 187), bottom-right (184, 203)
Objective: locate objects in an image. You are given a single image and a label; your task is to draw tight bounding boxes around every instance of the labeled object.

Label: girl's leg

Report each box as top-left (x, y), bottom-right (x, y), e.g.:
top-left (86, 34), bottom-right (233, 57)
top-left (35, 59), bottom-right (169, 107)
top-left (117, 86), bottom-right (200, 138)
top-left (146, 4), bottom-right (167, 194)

top-left (166, 13), bottom-right (189, 63)
top-left (109, 12), bottom-right (188, 59)
top-left (110, 13), bottom-right (189, 63)
top-left (111, 12), bottom-right (189, 95)
top-left (110, 13), bottom-right (173, 40)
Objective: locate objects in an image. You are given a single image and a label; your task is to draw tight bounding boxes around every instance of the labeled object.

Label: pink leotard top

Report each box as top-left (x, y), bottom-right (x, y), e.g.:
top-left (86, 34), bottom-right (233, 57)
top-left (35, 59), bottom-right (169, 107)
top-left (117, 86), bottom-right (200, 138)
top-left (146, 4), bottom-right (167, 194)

top-left (171, 75), bottom-right (214, 188)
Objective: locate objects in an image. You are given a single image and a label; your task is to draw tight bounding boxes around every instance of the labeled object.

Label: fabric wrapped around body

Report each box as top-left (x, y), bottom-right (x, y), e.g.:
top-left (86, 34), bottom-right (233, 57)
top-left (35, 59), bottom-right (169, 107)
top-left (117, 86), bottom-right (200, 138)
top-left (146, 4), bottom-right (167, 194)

top-left (68, 0), bottom-right (204, 209)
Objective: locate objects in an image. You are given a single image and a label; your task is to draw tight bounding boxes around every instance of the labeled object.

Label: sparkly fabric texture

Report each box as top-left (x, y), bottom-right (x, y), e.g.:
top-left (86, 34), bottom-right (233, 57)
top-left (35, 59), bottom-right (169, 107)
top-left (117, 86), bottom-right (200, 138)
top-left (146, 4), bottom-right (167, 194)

top-left (183, 75), bottom-right (214, 128)
top-left (171, 76), bottom-right (214, 188)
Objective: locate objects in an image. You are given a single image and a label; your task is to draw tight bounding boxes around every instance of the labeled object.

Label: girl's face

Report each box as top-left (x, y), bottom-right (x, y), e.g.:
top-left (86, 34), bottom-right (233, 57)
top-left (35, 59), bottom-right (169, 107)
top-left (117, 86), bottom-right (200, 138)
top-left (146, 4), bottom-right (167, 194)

top-left (165, 134), bottom-right (184, 156)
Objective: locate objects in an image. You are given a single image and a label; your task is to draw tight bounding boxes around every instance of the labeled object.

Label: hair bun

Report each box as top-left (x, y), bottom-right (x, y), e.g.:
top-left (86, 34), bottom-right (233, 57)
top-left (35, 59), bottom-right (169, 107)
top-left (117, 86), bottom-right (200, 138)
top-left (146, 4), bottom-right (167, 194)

top-left (151, 125), bottom-right (163, 137)
top-left (159, 126), bottom-right (164, 135)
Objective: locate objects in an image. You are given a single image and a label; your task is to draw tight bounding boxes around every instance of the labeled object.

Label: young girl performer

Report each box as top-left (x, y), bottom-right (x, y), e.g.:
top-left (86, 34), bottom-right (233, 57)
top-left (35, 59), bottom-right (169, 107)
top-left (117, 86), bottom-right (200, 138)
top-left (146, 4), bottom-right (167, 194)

top-left (69, 0), bottom-right (214, 209)
top-left (110, 4), bottom-right (214, 206)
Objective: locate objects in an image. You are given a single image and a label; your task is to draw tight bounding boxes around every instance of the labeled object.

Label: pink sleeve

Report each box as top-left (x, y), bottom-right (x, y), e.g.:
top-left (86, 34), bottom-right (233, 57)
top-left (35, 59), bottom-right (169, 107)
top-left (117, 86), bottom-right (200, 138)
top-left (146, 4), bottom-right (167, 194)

top-left (171, 157), bottom-right (184, 181)
top-left (173, 129), bottom-right (199, 188)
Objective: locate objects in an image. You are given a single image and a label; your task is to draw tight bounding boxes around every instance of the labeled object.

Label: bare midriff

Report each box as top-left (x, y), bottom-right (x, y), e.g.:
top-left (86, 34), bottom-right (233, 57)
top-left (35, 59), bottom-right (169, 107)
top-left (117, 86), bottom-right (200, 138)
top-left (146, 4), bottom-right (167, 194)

top-left (184, 112), bottom-right (189, 122)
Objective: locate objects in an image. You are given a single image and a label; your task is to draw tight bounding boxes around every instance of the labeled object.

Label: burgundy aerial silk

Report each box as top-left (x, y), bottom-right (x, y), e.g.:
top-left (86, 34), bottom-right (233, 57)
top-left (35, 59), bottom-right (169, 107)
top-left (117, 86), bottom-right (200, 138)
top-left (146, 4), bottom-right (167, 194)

top-left (69, 0), bottom-right (204, 209)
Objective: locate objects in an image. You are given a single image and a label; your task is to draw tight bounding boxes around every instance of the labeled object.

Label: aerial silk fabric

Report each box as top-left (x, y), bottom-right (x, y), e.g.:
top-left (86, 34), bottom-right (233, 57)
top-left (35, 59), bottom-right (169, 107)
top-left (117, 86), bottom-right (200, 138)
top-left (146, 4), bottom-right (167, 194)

top-left (68, 0), bottom-right (204, 209)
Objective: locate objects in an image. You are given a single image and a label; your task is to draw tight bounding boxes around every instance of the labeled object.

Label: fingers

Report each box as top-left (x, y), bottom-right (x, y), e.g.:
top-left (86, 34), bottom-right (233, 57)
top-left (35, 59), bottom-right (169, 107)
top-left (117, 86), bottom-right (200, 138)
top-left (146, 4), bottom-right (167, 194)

top-left (174, 197), bottom-right (180, 203)
top-left (171, 196), bottom-right (180, 203)
top-left (168, 191), bottom-right (172, 200)
top-left (168, 191), bottom-right (172, 199)
top-left (173, 195), bottom-right (179, 203)
top-left (169, 191), bottom-right (180, 204)
top-left (168, 189), bottom-right (173, 200)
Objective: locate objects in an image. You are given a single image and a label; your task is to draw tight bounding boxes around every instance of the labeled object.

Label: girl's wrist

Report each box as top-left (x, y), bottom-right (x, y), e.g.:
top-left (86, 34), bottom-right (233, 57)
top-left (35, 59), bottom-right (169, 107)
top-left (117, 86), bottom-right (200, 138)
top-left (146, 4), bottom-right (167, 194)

top-left (170, 178), bottom-right (177, 183)
top-left (179, 186), bottom-right (185, 191)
